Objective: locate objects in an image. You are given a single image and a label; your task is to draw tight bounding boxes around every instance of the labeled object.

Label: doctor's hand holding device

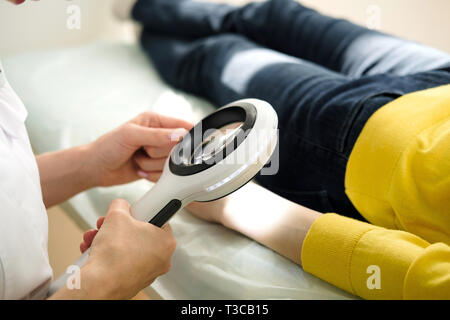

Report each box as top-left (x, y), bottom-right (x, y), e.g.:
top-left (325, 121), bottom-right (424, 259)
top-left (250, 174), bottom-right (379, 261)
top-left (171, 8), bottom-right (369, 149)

top-left (49, 99), bottom-right (278, 297)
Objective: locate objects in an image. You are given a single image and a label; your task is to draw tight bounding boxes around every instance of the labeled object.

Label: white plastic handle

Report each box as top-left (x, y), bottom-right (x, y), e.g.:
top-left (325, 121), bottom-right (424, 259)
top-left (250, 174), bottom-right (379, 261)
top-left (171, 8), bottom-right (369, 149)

top-left (48, 179), bottom-right (183, 296)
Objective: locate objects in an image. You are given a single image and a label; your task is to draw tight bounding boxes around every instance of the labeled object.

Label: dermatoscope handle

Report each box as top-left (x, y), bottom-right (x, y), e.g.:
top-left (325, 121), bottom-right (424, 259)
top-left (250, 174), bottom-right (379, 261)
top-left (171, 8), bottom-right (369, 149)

top-left (48, 180), bottom-right (184, 295)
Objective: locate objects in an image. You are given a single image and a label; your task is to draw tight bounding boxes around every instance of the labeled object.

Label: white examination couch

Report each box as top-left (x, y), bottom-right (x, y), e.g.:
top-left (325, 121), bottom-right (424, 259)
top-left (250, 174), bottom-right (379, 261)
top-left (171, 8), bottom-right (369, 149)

top-left (4, 42), bottom-right (355, 300)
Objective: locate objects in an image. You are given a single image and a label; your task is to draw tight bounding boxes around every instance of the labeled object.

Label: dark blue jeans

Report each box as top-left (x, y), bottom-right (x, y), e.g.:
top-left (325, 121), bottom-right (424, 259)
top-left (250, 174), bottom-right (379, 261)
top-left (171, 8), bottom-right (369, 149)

top-left (133, 0), bottom-right (450, 220)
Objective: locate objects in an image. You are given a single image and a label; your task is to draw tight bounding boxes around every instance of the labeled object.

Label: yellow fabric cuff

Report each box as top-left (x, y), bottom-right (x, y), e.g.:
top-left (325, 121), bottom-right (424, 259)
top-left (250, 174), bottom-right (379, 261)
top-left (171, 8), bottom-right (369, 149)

top-left (302, 214), bottom-right (429, 299)
top-left (301, 214), bottom-right (377, 294)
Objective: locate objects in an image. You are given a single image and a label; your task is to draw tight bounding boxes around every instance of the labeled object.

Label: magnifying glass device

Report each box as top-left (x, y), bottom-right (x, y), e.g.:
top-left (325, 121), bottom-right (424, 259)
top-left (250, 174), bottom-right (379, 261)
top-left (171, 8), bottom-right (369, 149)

top-left (49, 98), bottom-right (278, 294)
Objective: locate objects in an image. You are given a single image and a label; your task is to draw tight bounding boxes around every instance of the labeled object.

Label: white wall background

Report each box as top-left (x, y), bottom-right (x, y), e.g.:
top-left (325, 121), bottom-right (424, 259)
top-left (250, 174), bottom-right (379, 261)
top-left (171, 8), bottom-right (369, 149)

top-left (0, 0), bottom-right (449, 56)
top-left (301, 0), bottom-right (450, 53)
top-left (0, 0), bottom-right (135, 56)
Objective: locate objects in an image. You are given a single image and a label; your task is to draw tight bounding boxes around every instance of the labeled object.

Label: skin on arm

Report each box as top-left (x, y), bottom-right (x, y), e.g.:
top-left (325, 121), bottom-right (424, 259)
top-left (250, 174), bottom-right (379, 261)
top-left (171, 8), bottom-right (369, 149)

top-left (187, 182), bottom-right (321, 266)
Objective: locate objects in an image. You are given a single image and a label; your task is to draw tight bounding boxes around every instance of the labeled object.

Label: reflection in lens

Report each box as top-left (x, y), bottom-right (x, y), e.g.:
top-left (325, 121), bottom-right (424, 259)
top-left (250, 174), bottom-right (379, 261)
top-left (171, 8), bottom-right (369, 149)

top-left (190, 122), bottom-right (244, 165)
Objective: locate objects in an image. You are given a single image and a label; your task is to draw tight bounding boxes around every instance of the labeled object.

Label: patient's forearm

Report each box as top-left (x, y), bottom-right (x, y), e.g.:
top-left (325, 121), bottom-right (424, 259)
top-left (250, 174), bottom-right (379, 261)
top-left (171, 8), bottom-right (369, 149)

top-left (37, 145), bottom-right (95, 208)
top-left (220, 183), bottom-right (321, 266)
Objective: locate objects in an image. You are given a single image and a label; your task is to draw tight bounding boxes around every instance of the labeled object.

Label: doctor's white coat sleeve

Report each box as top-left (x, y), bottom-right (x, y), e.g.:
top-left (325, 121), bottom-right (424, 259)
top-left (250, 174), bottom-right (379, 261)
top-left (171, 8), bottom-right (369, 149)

top-left (0, 63), bottom-right (53, 299)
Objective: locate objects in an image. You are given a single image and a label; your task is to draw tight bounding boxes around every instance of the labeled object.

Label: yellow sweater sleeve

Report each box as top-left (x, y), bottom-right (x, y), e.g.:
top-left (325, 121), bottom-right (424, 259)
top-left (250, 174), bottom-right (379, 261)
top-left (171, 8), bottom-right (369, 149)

top-left (302, 214), bottom-right (450, 299)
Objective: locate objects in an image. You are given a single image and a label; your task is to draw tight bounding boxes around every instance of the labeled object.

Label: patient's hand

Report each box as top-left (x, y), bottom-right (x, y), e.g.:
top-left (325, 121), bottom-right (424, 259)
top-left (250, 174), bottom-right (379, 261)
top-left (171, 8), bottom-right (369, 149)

top-left (85, 111), bottom-right (192, 187)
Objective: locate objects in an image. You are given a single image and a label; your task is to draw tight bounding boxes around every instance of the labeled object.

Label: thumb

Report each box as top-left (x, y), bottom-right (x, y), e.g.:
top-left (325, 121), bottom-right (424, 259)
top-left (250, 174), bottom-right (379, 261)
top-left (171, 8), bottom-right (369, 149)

top-left (107, 199), bottom-right (131, 217)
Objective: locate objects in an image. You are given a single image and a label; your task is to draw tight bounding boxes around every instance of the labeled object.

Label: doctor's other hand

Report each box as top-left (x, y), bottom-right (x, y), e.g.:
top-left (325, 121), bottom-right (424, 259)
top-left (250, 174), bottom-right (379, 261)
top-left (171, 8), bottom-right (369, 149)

top-left (79, 199), bottom-right (176, 300)
top-left (85, 112), bottom-right (192, 187)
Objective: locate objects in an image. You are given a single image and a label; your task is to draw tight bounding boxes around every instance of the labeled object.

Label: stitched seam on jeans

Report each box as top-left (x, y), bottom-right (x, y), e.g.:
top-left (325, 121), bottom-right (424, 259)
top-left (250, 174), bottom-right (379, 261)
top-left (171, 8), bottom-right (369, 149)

top-left (336, 92), bottom-right (371, 153)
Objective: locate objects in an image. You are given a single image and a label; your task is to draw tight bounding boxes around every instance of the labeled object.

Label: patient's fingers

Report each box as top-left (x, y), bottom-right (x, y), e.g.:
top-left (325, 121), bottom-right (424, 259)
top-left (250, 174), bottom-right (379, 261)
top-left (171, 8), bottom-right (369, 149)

top-left (134, 152), bottom-right (166, 171)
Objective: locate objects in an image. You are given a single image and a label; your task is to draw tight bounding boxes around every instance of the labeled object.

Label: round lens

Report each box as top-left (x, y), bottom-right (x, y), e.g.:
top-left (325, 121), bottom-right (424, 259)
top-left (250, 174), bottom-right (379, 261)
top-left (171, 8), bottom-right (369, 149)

top-left (190, 122), bottom-right (244, 164)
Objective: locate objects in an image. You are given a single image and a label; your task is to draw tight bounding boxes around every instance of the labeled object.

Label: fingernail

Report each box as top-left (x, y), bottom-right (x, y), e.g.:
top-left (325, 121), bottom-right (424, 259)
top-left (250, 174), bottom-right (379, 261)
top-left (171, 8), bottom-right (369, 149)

top-left (138, 170), bottom-right (148, 178)
top-left (169, 128), bottom-right (188, 142)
